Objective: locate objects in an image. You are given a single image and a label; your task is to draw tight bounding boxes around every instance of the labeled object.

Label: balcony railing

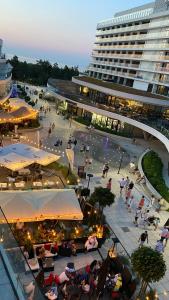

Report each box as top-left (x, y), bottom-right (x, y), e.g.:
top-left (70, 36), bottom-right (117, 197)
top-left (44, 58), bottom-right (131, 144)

top-left (88, 66), bottom-right (138, 79)
top-left (95, 31), bottom-right (169, 43)
top-left (90, 61), bottom-right (140, 69)
top-left (90, 61), bottom-right (169, 75)
top-left (96, 20), bottom-right (169, 36)
top-left (92, 52), bottom-right (169, 62)
top-left (94, 44), bottom-right (169, 51)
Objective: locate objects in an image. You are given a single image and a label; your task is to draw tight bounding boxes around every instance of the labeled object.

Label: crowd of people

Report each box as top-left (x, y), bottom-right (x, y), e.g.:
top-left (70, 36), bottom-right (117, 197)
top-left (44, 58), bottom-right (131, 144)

top-left (117, 175), bottom-right (168, 256)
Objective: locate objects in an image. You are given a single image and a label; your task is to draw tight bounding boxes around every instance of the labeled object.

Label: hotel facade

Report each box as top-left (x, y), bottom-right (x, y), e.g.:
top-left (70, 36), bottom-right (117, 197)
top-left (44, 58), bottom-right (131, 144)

top-left (88, 0), bottom-right (169, 96)
top-left (47, 0), bottom-right (169, 153)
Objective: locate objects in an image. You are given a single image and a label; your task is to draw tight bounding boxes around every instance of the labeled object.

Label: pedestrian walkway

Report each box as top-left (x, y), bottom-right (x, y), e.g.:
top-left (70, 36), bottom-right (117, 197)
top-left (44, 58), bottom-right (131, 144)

top-left (24, 88), bottom-right (169, 298)
top-left (86, 169), bottom-right (169, 298)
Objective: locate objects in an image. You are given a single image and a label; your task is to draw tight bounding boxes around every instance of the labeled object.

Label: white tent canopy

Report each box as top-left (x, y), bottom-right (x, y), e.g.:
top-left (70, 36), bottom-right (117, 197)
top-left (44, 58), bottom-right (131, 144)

top-left (0, 143), bottom-right (60, 170)
top-left (0, 189), bottom-right (83, 222)
top-left (0, 153), bottom-right (34, 171)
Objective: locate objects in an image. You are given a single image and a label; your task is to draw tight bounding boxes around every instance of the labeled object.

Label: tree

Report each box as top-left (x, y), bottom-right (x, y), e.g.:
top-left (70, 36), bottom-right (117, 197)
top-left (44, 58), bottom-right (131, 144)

top-left (9, 56), bottom-right (79, 85)
top-left (90, 187), bottom-right (115, 216)
top-left (131, 246), bottom-right (166, 299)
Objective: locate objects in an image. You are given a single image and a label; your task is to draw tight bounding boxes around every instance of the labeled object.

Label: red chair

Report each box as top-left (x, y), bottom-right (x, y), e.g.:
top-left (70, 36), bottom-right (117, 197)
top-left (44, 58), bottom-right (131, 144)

top-left (85, 265), bottom-right (90, 273)
top-left (111, 291), bottom-right (121, 299)
top-left (54, 274), bottom-right (60, 285)
top-left (44, 273), bottom-right (54, 286)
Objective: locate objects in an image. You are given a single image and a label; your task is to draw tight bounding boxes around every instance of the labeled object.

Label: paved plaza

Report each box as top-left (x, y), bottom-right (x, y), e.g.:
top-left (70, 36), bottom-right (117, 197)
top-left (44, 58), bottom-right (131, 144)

top-left (9, 90), bottom-right (169, 299)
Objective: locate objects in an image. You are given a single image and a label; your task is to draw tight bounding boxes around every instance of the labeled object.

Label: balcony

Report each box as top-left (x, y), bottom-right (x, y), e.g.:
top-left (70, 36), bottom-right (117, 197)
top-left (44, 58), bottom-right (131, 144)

top-left (95, 31), bottom-right (169, 43)
top-left (90, 61), bottom-right (140, 70)
top-left (88, 66), bottom-right (138, 79)
top-left (96, 23), bottom-right (150, 36)
top-left (94, 43), bottom-right (169, 51)
top-left (96, 20), bottom-right (169, 36)
top-left (90, 61), bottom-right (169, 75)
top-left (92, 52), bottom-right (169, 62)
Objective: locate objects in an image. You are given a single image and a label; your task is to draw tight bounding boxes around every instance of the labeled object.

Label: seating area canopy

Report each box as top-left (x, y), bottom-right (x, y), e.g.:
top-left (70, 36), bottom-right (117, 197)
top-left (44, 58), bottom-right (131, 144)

top-left (0, 189), bottom-right (83, 222)
top-left (0, 143), bottom-right (60, 171)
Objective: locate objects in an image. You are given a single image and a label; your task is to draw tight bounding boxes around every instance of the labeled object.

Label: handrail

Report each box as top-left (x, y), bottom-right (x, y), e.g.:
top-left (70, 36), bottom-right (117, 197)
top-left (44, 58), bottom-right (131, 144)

top-left (0, 207), bottom-right (45, 299)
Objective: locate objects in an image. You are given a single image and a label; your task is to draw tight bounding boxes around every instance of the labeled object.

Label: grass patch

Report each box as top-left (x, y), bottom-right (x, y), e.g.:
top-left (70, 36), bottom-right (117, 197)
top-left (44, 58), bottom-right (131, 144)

top-left (46, 162), bottom-right (78, 185)
top-left (142, 151), bottom-right (169, 202)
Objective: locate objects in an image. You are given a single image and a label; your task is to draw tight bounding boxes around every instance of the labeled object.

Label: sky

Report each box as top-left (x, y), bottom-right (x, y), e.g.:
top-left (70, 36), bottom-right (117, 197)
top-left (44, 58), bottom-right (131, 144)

top-left (0, 0), bottom-right (151, 69)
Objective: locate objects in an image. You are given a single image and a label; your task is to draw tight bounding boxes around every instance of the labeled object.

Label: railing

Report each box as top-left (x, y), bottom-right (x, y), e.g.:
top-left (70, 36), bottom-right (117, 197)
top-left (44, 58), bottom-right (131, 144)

top-left (54, 89), bottom-right (169, 141)
top-left (90, 61), bottom-right (140, 69)
top-left (88, 66), bottom-right (138, 78)
top-left (96, 23), bottom-right (150, 36)
top-left (92, 52), bottom-right (169, 62)
top-left (0, 207), bottom-right (45, 299)
top-left (96, 20), bottom-right (169, 36)
top-left (96, 31), bottom-right (169, 43)
top-left (90, 62), bottom-right (169, 75)
top-left (94, 43), bottom-right (169, 51)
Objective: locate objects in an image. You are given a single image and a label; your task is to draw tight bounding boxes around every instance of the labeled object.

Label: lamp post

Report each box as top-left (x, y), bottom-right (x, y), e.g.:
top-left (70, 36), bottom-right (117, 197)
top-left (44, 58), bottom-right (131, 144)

top-left (87, 173), bottom-right (93, 189)
top-left (117, 151), bottom-right (125, 174)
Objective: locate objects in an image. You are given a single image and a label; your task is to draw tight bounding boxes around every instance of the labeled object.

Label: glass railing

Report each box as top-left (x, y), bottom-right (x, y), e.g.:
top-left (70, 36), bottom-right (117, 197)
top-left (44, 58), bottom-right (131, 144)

top-left (0, 207), bottom-right (45, 299)
top-left (54, 89), bottom-right (169, 141)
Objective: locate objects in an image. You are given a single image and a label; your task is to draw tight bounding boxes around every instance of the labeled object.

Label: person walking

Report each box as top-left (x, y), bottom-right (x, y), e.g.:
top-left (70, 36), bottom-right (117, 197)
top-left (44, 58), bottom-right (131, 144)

top-left (155, 240), bottom-right (164, 254)
top-left (153, 217), bottom-right (160, 231)
top-left (125, 176), bottom-right (130, 191)
top-left (102, 163), bottom-right (109, 178)
top-left (128, 180), bottom-right (134, 190)
top-left (138, 195), bottom-right (145, 210)
top-left (160, 227), bottom-right (168, 242)
top-left (119, 178), bottom-right (126, 194)
top-left (128, 195), bottom-right (134, 212)
top-left (86, 145), bottom-right (90, 152)
top-left (125, 189), bottom-right (132, 206)
top-left (48, 127), bottom-right (52, 137)
top-left (134, 207), bottom-right (142, 227)
top-left (138, 231), bottom-right (148, 247)
top-left (106, 178), bottom-right (112, 191)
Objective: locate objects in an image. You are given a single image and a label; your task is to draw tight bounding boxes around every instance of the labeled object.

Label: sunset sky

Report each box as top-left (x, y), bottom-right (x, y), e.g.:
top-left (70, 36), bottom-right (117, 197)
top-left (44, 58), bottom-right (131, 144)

top-left (1, 0), bottom-right (151, 69)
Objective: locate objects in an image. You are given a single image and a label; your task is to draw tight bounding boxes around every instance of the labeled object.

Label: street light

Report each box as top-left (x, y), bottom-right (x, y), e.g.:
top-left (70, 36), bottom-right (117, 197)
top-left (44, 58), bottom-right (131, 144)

top-left (87, 173), bottom-right (93, 189)
top-left (117, 151), bottom-right (125, 174)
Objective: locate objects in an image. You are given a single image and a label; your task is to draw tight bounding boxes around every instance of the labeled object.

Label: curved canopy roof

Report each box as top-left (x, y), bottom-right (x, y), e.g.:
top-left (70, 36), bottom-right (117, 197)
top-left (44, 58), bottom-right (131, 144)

top-left (0, 189), bottom-right (83, 222)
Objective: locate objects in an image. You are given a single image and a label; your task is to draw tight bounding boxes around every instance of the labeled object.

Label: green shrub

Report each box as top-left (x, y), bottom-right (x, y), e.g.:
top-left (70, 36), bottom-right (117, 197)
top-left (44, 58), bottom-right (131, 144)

top-left (75, 117), bottom-right (131, 138)
top-left (46, 162), bottom-right (77, 185)
top-left (142, 151), bottom-right (169, 202)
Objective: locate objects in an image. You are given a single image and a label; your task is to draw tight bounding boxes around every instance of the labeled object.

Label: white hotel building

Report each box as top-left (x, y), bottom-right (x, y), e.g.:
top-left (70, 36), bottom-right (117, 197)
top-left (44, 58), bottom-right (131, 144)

top-left (47, 0), bottom-right (169, 153)
top-left (88, 0), bottom-right (169, 96)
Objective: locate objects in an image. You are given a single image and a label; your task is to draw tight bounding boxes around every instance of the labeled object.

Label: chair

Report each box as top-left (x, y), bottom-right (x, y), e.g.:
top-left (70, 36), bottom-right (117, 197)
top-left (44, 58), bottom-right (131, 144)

top-left (111, 291), bottom-right (121, 299)
top-left (44, 273), bottom-right (54, 287)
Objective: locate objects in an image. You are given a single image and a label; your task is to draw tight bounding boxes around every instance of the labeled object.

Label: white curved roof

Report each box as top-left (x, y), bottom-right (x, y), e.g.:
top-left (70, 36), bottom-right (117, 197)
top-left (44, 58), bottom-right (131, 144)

top-left (0, 189), bottom-right (83, 222)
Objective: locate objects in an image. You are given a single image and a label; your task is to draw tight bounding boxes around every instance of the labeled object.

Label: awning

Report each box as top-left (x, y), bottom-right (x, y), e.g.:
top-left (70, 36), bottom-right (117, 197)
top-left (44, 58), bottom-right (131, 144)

top-left (0, 189), bottom-right (83, 222)
top-left (0, 152), bottom-right (34, 171)
top-left (0, 143), bottom-right (60, 170)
